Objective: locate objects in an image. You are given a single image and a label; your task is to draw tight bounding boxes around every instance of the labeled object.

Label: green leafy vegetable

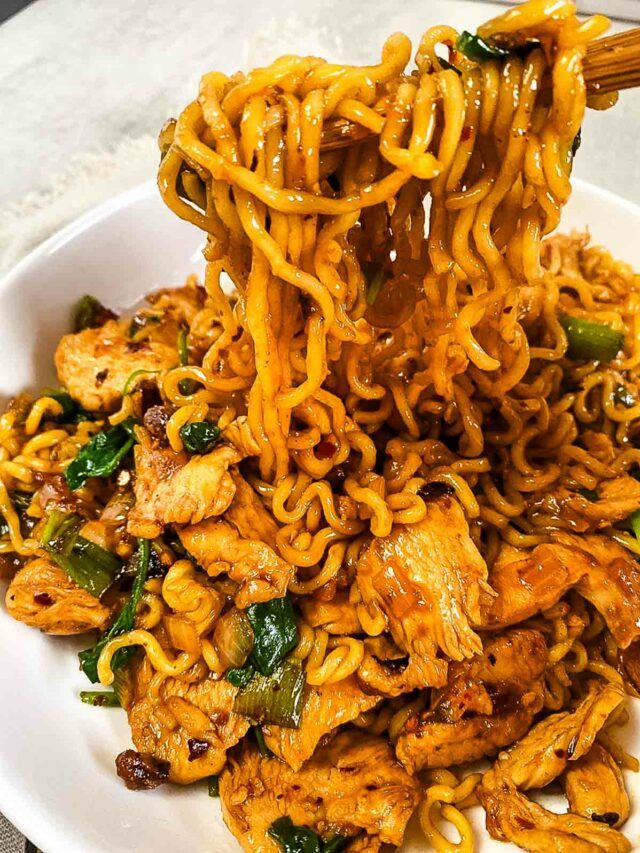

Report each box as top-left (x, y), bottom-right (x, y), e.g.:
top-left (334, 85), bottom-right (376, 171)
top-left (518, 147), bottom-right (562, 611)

top-left (122, 369), bottom-right (160, 397)
top-left (79, 690), bottom-right (120, 707)
top-left (246, 596), bottom-right (298, 676)
top-left (79, 538), bottom-right (150, 683)
top-left (227, 664), bottom-right (255, 688)
top-left (253, 725), bottom-right (271, 757)
top-left (629, 509), bottom-right (640, 541)
top-left (0, 491), bottom-right (33, 538)
top-left (177, 327), bottom-right (196, 396)
top-left (614, 384), bottom-right (636, 409)
top-left (208, 776), bottom-right (220, 797)
top-left (41, 510), bottom-right (121, 598)
top-left (233, 658), bottom-right (305, 727)
top-left (73, 295), bottom-right (115, 333)
top-left (363, 262), bottom-right (388, 306)
top-left (559, 315), bottom-right (624, 363)
top-left (64, 417), bottom-right (136, 490)
top-left (267, 818), bottom-right (347, 853)
top-left (43, 389), bottom-right (92, 424)
top-left (179, 421), bottom-right (221, 455)
top-left (456, 30), bottom-right (509, 61)
top-left (578, 488), bottom-right (598, 502)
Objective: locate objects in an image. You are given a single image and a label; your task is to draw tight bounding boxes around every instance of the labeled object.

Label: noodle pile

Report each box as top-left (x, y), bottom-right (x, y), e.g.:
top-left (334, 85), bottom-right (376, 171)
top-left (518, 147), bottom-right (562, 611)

top-left (2, 0), bottom-right (640, 850)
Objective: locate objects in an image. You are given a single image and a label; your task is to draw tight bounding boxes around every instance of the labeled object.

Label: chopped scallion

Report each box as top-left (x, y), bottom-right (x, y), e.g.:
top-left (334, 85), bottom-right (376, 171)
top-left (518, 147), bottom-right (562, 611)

top-left (268, 817), bottom-right (348, 853)
top-left (73, 295), bottom-right (116, 333)
top-left (208, 775), bottom-right (220, 797)
top-left (80, 690), bottom-right (120, 707)
top-left (559, 315), bottom-right (624, 363)
top-left (456, 31), bottom-right (509, 61)
top-left (253, 725), bottom-right (272, 757)
top-left (121, 369), bottom-right (159, 396)
top-left (233, 658), bottom-right (305, 728)
top-left (629, 509), bottom-right (640, 541)
top-left (363, 262), bottom-right (387, 306)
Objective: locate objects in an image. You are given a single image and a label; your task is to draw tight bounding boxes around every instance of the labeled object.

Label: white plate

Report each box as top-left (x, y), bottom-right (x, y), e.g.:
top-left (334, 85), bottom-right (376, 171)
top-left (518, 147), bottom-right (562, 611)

top-left (1, 179), bottom-right (640, 853)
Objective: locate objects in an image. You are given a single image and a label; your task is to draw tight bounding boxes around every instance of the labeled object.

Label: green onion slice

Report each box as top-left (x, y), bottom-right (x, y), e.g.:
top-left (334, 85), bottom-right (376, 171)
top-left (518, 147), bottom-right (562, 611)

top-left (456, 31), bottom-right (509, 61)
top-left (233, 658), bottom-right (305, 728)
top-left (80, 690), bottom-right (120, 707)
top-left (559, 315), bottom-right (624, 363)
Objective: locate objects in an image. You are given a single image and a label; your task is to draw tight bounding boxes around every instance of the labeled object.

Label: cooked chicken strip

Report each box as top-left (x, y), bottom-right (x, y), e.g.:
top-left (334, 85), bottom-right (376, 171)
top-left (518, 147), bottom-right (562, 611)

top-left (225, 470), bottom-right (279, 546)
top-left (127, 428), bottom-right (240, 538)
top-left (356, 495), bottom-right (490, 673)
top-left (564, 744), bottom-right (630, 829)
top-left (299, 592), bottom-right (362, 636)
top-left (395, 629), bottom-right (546, 772)
top-left (532, 476), bottom-right (640, 533)
top-left (262, 676), bottom-right (382, 771)
top-left (483, 534), bottom-right (640, 648)
top-left (357, 635), bottom-right (446, 697)
top-left (55, 320), bottom-right (177, 412)
top-left (146, 281), bottom-right (205, 329)
top-left (5, 557), bottom-right (111, 634)
top-left (219, 731), bottom-right (419, 851)
top-left (478, 682), bottom-right (629, 853)
top-left (123, 655), bottom-right (249, 784)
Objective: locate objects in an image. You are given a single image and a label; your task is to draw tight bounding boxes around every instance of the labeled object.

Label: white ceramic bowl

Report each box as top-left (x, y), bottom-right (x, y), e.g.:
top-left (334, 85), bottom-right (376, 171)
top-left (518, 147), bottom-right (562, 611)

top-left (1, 179), bottom-right (640, 852)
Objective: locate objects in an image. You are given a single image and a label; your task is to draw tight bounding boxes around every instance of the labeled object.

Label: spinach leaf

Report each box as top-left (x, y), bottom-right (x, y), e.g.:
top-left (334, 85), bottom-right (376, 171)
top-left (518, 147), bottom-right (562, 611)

top-left (226, 664), bottom-right (255, 688)
top-left (246, 595), bottom-right (298, 676)
top-left (179, 421), bottom-right (221, 455)
top-left (44, 389), bottom-right (92, 424)
top-left (41, 510), bottom-right (121, 598)
top-left (268, 818), bottom-right (348, 853)
top-left (73, 295), bottom-right (116, 332)
top-left (79, 538), bottom-right (150, 683)
top-left (233, 658), bottom-right (305, 728)
top-left (64, 417), bottom-right (136, 490)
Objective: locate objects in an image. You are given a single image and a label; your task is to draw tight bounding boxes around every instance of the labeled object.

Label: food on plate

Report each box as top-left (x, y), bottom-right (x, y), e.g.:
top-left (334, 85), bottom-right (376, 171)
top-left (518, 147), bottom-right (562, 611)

top-left (2, 0), bottom-right (640, 850)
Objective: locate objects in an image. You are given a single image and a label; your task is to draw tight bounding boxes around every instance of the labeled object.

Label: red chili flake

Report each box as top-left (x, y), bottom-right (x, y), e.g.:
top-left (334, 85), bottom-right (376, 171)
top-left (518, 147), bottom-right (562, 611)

top-left (461, 126), bottom-right (472, 142)
top-left (33, 592), bottom-right (53, 606)
top-left (554, 748), bottom-right (566, 759)
top-left (314, 439), bottom-right (337, 460)
top-left (187, 738), bottom-right (210, 762)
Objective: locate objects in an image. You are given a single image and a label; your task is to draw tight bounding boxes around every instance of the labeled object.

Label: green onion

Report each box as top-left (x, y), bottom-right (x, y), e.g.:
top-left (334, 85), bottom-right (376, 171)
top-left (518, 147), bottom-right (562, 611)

top-left (246, 596), bottom-right (298, 676)
top-left (233, 658), bottom-right (305, 728)
top-left (253, 725), bottom-right (272, 757)
top-left (363, 262), bottom-right (387, 306)
top-left (456, 31), bottom-right (509, 61)
top-left (571, 128), bottom-right (582, 158)
top-left (179, 421), bottom-right (221, 455)
top-left (578, 488), bottom-right (598, 502)
top-left (177, 327), bottom-right (196, 396)
top-left (208, 775), bottom-right (220, 797)
top-left (42, 389), bottom-right (92, 424)
top-left (41, 510), bottom-right (121, 598)
top-left (213, 608), bottom-right (254, 669)
top-left (227, 664), bottom-right (255, 688)
top-left (559, 315), bottom-right (624, 363)
top-left (64, 417), bottom-right (136, 490)
top-left (614, 384), bottom-right (636, 409)
top-left (73, 295), bottom-right (115, 333)
top-left (121, 369), bottom-right (160, 397)
top-left (80, 690), bottom-right (120, 707)
top-left (268, 817), bottom-right (348, 853)
top-left (79, 538), bottom-right (150, 683)
top-left (629, 509), bottom-right (640, 541)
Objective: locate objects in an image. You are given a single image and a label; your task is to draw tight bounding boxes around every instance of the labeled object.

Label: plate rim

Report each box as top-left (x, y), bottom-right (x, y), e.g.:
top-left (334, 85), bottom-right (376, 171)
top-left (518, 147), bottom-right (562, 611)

top-left (1, 176), bottom-right (640, 852)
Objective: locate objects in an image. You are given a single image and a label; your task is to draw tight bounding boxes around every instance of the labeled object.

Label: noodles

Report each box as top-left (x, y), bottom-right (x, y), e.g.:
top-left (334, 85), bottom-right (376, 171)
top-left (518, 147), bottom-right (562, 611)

top-left (4, 2), bottom-right (640, 851)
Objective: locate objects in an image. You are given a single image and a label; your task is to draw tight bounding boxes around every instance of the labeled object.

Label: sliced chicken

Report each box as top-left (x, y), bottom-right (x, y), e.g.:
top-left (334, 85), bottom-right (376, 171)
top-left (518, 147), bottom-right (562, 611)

top-left (356, 496), bottom-right (490, 674)
top-left (483, 534), bottom-right (640, 648)
top-left (395, 629), bottom-right (546, 773)
top-left (124, 655), bottom-right (249, 784)
top-left (5, 556), bottom-right (112, 634)
top-left (299, 593), bottom-right (362, 636)
top-left (127, 428), bottom-right (240, 538)
top-left (146, 280), bottom-right (205, 329)
top-left (478, 682), bottom-right (629, 853)
top-left (563, 744), bottom-right (630, 829)
top-left (219, 731), bottom-right (419, 851)
top-left (356, 635), bottom-right (447, 697)
top-left (262, 676), bottom-right (382, 771)
top-left (55, 320), bottom-right (177, 412)
top-left (222, 416), bottom-right (261, 458)
top-left (225, 470), bottom-right (279, 546)
top-left (531, 476), bottom-right (640, 533)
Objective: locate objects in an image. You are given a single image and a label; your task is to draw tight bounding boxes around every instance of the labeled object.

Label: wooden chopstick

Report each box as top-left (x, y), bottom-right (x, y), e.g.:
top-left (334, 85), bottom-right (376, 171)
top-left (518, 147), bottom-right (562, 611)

top-left (320, 27), bottom-right (640, 151)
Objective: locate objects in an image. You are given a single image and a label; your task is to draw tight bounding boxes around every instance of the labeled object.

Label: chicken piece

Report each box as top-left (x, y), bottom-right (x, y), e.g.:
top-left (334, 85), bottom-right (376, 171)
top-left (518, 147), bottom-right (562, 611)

top-left (225, 470), bottom-right (279, 547)
top-left (395, 629), bottom-right (546, 773)
top-left (356, 636), bottom-right (447, 697)
top-left (299, 593), bottom-right (362, 636)
top-left (262, 676), bottom-right (382, 771)
top-left (356, 496), bottom-right (490, 673)
top-left (5, 556), bottom-right (111, 634)
top-left (127, 429), bottom-right (240, 538)
top-left (222, 416), bottom-right (261, 458)
top-left (481, 540), bottom-right (588, 628)
top-left (124, 655), bottom-right (249, 784)
top-left (563, 744), bottom-right (630, 829)
top-left (621, 641), bottom-right (640, 691)
top-left (531, 476), bottom-right (640, 533)
top-left (219, 731), bottom-right (420, 851)
top-left (55, 320), bottom-right (176, 412)
top-left (146, 281), bottom-right (205, 329)
top-left (478, 682), bottom-right (629, 853)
